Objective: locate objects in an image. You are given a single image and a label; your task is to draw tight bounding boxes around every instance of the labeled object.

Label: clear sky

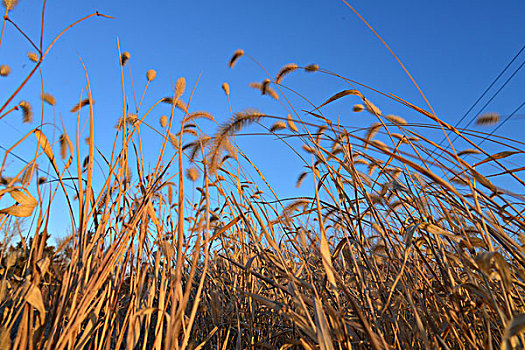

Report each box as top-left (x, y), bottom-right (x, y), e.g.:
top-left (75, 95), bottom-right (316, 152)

top-left (0, 0), bottom-right (524, 237)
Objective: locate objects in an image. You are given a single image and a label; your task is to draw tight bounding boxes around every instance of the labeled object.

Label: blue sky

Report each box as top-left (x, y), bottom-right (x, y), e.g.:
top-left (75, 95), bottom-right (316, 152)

top-left (0, 0), bottom-right (524, 238)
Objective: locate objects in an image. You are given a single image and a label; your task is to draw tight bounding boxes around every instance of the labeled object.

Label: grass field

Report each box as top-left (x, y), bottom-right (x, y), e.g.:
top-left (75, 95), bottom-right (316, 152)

top-left (0, 2), bottom-right (525, 349)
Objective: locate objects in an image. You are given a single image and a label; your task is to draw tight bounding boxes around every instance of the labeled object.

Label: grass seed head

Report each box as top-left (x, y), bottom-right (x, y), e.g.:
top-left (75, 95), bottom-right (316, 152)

top-left (27, 52), bottom-right (39, 62)
top-left (275, 63), bottom-right (298, 84)
top-left (364, 99), bottom-right (381, 115)
top-left (0, 64), bottom-right (11, 76)
top-left (476, 112), bottom-right (500, 126)
top-left (59, 134), bottom-right (67, 160)
top-left (353, 104), bottom-right (365, 112)
top-left (41, 92), bottom-right (56, 106)
top-left (385, 114), bottom-right (407, 125)
top-left (70, 98), bottom-right (92, 113)
top-left (19, 100), bottom-right (32, 123)
top-left (186, 167), bottom-right (200, 182)
top-left (296, 172), bottom-right (307, 188)
top-left (160, 115), bottom-right (168, 128)
top-left (222, 82), bottom-right (230, 96)
top-left (121, 51), bottom-right (131, 66)
top-left (146, 69), bottom-right (157, 81)
top-left (175, 77), bottom-right (186, 98)
top-left (229, 49), bottom-right (244, 68)
top-left (169, 133), bottom-right (179, 149)
top-left (287, 114), bottom-right (298, 132)
top-left (2, 0), bottom-right (19, 10)
top-left (270, 121), bottom-right (287, 132)
top-left (305, 64), bottom-right (319, 72)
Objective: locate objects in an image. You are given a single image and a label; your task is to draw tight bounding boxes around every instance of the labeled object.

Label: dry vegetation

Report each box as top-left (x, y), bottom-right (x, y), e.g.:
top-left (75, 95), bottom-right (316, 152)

top-left (1, 3), bottom-right (525, 350)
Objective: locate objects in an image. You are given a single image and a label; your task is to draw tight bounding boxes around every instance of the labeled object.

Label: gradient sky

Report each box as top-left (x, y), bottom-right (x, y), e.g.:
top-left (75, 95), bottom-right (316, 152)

top-left (0, 0), bottom-right (524, 238)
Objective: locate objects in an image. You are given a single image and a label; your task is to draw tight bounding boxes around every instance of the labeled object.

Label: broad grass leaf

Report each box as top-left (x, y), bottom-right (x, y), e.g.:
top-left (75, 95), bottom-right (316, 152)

top-left (320, 229), bottom-right (336, 288)
top-left (470, 169), bottom-right (496, 192)
top-left (313, 297), bottom-right (335, 350)
top-left (421, 223), bottom-right (459, 241)
top-left (476, 151), bottom-right (519, 166)
top-left (0, 204), bottom-right (35, 217)
top-left (34, 129), bottom-right (54, 161)
top-left (0, 189), bottom-right (37, 217)
top-left (146, 200), bottom-right (160, 228)
top-left (404, 224), bottom-right (419, 248)
top-left (26, 284), bottom-right (45, 326)
top-left (9, 188), bottom-right (37, 207)
top-left (36, 257), bottom-right (50, 275)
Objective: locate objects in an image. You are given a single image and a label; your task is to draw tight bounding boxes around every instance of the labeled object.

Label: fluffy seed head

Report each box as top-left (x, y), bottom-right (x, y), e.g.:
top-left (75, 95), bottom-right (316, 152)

top-left (116, 113), bottom-right (138, 129)
top-left (270, 121), bottom-right (287, 132)
top-left (296, 172), bottom-right (307, 188)
top-left (457, 148), bottom-right (482, 157)
top-left (305, 64), bottom-right (319, 72)
top-left (353, 104), bottom-right (365, 112)
top-left (3, 0), bottom-right (19, 10)
top-left (175, 99), bottom-right (187, 113)
top-left (121, 51), bottom-right (131, 66)
top-left (249, 80), bottom-right (279, 100)
top-left (160, 115), bottom-right (168, 128)
top-left (275, 63), bottom-right (298, 84)
top-left (0, 65), bottom-right (11, 76)
top-left (222, 82), bottom-right (230, 96)
top-left (287, 114), bottom-right (298, 132)
top-left (186, 167), bottom-right (200, 182)
top-left (364, 122), bottom-right (382, 149)
top-left (59, 134), bottom-right (68, 160)
top-left (175, 77), bottom-right (186, 98)
top-left (364, 99), bottom-right (381, 116)
top-left (385, 114), bottom-right (407, 125)
top-left (169, 133), bottom-right (179, 149)
top-left (146, 69), bottom-right (157, 81)
top-left (71, 98), bottom-right (92, 113)
top-left (19, 100), bottom-right (32, 123)
top-left (476, 112), bottom-right (500, 126)
top-left (27, 52), bottom-right (39, 63)
top-left (229, 49), bottom-right (244, 68)
top-left (41, 92), bottom-right (56, 106)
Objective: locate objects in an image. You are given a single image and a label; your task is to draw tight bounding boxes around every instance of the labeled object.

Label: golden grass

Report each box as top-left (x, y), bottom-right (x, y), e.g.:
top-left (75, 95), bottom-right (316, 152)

top-left (0, 5), bottom-right (524, 350)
